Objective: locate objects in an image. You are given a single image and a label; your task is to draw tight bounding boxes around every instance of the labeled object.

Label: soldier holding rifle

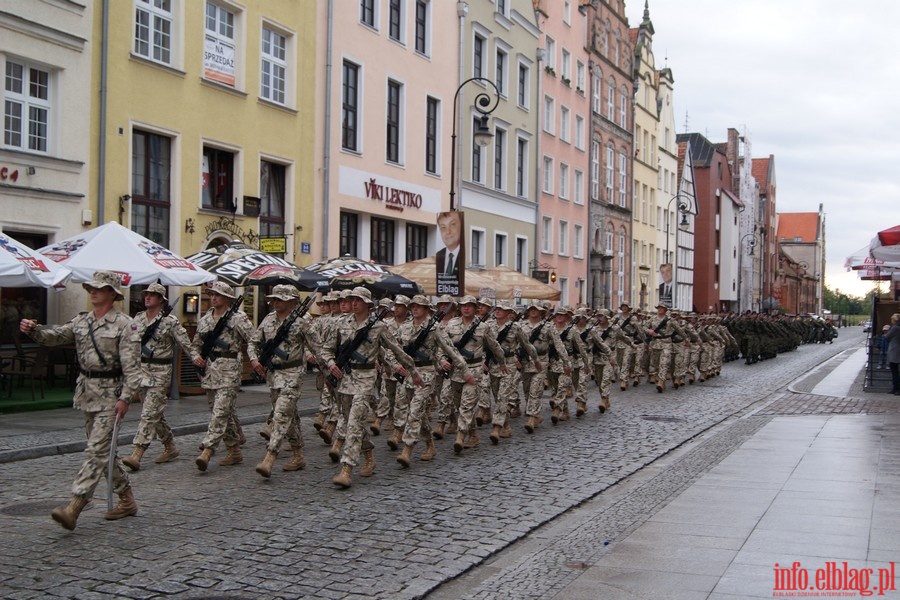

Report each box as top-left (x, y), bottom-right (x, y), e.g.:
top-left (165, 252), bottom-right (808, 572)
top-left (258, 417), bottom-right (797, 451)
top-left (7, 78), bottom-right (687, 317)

top-left (20, 270), bottom-right (141, 530)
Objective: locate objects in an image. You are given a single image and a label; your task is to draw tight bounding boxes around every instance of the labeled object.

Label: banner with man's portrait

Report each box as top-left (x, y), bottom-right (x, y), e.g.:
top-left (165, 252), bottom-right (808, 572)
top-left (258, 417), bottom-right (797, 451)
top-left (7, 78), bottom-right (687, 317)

top-left (436, 211), bottom-right (465, 296)
top-left (658, 262), bottom-right (673, 308)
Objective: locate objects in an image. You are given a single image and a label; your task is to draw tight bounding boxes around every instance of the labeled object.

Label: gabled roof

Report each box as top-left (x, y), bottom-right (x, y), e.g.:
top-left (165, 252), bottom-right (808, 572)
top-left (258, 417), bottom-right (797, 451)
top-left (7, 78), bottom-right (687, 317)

top-left (752, 157), bottom-right (770, 186)
top-left (777, 212), bottom-right (819, 243)
top-left (675, 132), bottom-right (719, 167)
top-left (721, 188), bottom-right (743, 209)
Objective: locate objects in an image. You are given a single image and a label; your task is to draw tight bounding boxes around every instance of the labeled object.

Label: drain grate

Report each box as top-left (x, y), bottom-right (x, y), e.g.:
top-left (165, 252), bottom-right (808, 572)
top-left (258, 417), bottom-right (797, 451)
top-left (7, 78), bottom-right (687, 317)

top-left (1, 500), bottom-right (76, 517)
top-left (641, 415), bottom-right (686, 423)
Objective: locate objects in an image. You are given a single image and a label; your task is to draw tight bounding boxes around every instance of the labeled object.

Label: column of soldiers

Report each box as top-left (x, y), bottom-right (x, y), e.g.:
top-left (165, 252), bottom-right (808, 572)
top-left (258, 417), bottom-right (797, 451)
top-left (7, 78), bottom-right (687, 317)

top-left (28, 275), bottom-right (825, 531)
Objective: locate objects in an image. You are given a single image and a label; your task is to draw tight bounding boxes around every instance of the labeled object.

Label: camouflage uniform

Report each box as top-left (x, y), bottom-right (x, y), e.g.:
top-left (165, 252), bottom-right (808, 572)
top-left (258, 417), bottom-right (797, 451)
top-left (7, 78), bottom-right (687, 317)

top-left (611, 306), bottom-right (640, 389)
top-left (646, 306), bottom-right (687, 392)
top-left (192, 298), bottom-right (255, 457)
top-left (488, 303), bottom-right (538, 432)
top-left (519, 307), bottom-right (568, 431)
top-left (548, 309), bottom-right (586, 422)
top-left (28, 293), bottom-right (141, 501)
top-left (583, 319), bottom-right (617, 411)
top-left (375, 298), bottom-right (410, 434)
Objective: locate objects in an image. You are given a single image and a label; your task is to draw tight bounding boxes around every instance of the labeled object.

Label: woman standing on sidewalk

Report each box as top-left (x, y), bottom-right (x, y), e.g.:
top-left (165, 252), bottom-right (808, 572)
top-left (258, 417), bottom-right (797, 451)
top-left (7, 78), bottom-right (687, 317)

top-left (886, 313), bottom-right (900, 395)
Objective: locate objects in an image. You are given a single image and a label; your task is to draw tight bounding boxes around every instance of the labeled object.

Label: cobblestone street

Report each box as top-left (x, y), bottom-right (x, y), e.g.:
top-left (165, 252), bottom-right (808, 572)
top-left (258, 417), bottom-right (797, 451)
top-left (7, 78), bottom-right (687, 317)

top-left (0, 330), bottom-right (875, 599)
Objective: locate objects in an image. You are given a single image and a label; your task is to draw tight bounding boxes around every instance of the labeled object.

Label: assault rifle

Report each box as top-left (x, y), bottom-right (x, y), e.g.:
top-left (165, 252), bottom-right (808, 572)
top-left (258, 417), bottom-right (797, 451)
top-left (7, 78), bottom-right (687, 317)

top-left (253, 288), bottom-right (318, 383)
top-left (325, 306), bottom-right (389, 388)
top-left (549, 322), bottom-right (576, 361)
top-left (395, 307), bottom-right (448, 383)
top-left (197, 294), bottom-right (245, 377)
top-left (440, 308), bottom-right (495, 377)
top-left (485, 310), bottom-right (524, 367)
top-left (517, 312), bottom-right (553, 362)
top-left (140, 295), bottom-right (179, 358)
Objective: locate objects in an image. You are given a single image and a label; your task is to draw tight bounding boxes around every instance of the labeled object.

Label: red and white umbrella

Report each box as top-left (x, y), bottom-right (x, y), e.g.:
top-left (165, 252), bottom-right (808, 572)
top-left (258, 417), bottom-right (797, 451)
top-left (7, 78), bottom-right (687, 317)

top-left (0, 231), bottom-right (71, 288)
top-left (38, 222), bottom-right (215, 286)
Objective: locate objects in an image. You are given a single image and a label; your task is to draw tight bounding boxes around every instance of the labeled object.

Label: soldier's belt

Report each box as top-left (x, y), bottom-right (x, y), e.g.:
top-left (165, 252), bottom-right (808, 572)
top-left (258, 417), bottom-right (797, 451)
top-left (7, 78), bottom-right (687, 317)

top-left (352, 363), bottom-right (376, 370)
top-left (209, 351), bottom-right (238, 360)
top-left (140, 357), bottom-right (172, 365)
top-left (413, 360), bottom-right (433, 367)
top-left (466, 357), bottom-right (484, 365)
top-left (79, 368), bottom-right (123, 379)
top-left (536, 351), bottom-right (549, 357)
top-left (503, 349), bottom-right (516, 357)
top-left (270, 359), bottom-right (304, 371)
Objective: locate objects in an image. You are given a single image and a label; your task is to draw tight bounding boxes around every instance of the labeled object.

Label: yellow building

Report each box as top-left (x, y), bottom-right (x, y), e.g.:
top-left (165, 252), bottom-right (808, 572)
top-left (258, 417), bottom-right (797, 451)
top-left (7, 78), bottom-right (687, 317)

top-left (92, 0), bottom-right (317, 320)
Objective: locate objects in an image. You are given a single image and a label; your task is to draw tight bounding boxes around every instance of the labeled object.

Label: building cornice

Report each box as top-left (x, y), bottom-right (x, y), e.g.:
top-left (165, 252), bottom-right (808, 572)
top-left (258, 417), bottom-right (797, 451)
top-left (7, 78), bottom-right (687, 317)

top-left (0, 10), bottom-right (87, 51)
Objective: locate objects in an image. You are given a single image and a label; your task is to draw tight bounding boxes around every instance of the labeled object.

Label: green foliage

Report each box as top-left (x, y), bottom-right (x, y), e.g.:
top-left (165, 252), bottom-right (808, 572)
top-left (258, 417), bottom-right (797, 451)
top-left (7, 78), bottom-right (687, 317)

top-left (823, 285), bottom-right (877, 317)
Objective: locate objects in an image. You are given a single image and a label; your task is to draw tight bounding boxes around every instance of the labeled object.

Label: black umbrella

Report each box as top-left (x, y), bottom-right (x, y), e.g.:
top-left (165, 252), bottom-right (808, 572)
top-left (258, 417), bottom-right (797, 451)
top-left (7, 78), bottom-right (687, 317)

top-left (185, 242), bottom-right (329, 290)
top-left (304, 256), bottom-right (420, 298)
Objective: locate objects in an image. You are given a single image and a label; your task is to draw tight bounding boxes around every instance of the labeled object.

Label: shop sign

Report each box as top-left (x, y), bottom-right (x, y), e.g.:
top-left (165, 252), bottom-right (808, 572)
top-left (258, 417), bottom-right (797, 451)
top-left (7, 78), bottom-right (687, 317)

top-left (364, 178), bottom-right (423, 213)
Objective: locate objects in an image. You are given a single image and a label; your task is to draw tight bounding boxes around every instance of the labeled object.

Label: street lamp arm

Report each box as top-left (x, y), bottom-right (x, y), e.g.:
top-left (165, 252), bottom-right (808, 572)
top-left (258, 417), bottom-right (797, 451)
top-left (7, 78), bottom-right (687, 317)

top-left (449, 77), bottom-right (501, 211)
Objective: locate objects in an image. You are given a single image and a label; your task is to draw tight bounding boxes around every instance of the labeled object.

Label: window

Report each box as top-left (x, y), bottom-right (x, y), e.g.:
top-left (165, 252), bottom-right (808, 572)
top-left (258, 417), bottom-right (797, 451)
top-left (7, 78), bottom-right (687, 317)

top-left (559, 163), bottom-right (569, 199)
top-left (542, 156), bottom-right (553, 193)
top-left (388, 0), bottom-right (402, 42)
top-left (131, 130), bottom-right (171, 246)
top-left (605, 145), bottom-right (614, 200)
top-left (341, 60), bottom-right (360, 152)
top-left (259, 160), bottom-right (286, 238)
top-left (406, 223), bottom-right (428, 262)
top-left (360, 0), bottom-right (375, 27)
top-left (559, 277), bottom-right (568, 305)
top-left (591, 73), bottom-right (601, 113)
top-left (574, 169), bottom-right (584, 205)
top-left (619, 87), bottom-right (627, 127)
top-left (371, 217), bottom-right (395, 264)
top-left (617, 232), bottom-right (625, 304)
top-left (559, 220), bottom-right (568, 256)
top-left (563, 0), bottom-right (571, 25)
top-left (516, 136), bottom-right (528, 197)
top-left (545, 36), bottom-right (556, 70)
top-left (204, 2), bottom-right (237, 87)
top-left (473, 33), bottom-right (486, 78)
top-left (494, 233), bottom-right (507, 267)
top-left (517, 61), bottom-right (530, 108)
top-left (605, 226), bottom-right (613, 255)
top-left (541, 216), bottom-right (552, 253)
top-left (575, 114), bottom-right (585, 149)
top-left (425, 96), bottom-right (439, 175)
top-left (261, 26), bottom-right (287, 105)
top-left (561, 49), bottom-right (571, 80)
top-left (471, 229), bottom-right (485, 266)
top-left (3, 61), bottom-right (50, 152)
top-left (496, 0), bottom-right (508, 17)
top-left (386, 79), bottom-right (402, 164)
top-left (134, 0), bottom-right (173, 65)
top-left (573, 224), bottom-right (584, 258)
top-left (414, 0), bottom-right (429, 55)
top-left (618, 151), bottom-right (627, 207)
top-left (471, 118), bottom-right (485, 183)
top-left (559, 106), bottom-right (570, 143)
top-left (516, 237), bottom-right (527, 272)
top-left (495, 48), bottom-right (508, 95)
top-left (606, 78), bottom-right (614, 119)
top-left (576, 60), bottom-right (585, 92)
top-left (201, 146), bottom-right (235, 211)
top-left (543, 96), bottom-right (554, 134)
top-left (494, 127), bottom-right (506, 190)
top-left (340, 212), bottom-right (358, 256)
top-left (590, 140), bottom-right (600, 200)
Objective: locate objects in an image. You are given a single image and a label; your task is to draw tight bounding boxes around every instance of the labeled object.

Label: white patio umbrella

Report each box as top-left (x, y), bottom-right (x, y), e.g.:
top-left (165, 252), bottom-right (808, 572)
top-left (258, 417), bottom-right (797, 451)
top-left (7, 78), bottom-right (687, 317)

top-left (0, 231), bottom-right (71, 288)
top-left (37, 222), bottom-right (215, 286)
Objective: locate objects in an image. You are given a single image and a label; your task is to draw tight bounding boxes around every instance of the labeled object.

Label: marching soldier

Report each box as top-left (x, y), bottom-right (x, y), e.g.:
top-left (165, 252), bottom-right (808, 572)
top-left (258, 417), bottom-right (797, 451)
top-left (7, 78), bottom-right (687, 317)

top-left (21, 270), bottom-right (141, 530)
top-left (548, 306), bottom-right (586, 423)
top-left (373, 294), bottom-right (410, 439)
top-left (191, 282), bottom-right (255, 471)
top-left (122, 283), bottom-right (197, 471)
top-left (584, 309), bottom-right (619, 412)
top-left (519, 302), bottom-right (567, 433)
top-left (250, 285), bottom-right (323, 478)
top-left (645, 303), bottom-right (687, 393)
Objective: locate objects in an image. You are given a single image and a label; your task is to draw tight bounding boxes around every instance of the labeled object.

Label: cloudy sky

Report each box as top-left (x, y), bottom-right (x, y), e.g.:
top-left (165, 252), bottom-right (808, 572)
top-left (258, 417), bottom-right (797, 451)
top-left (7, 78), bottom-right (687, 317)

top-left (625, 0), bottom-right (900, 297)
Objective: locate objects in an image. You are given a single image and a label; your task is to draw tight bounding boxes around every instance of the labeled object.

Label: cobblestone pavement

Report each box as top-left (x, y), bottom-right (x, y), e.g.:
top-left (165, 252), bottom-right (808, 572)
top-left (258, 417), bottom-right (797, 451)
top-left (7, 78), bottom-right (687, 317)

top-left (0, 331), bottom-right (871, 599)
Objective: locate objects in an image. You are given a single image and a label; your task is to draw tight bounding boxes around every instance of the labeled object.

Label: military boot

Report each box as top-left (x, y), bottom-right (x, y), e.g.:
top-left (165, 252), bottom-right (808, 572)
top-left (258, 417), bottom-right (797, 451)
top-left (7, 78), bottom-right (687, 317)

top-left (259, 425), bottom-right (271, 441)
top-left (576, 401), bottom-right (587, 417)
top-left (420, 437), bottom-right (436, 461)
top-left (524, 415), bottom-right (537, 434)
top-left (50, 496), bottom-right (88, 531)
top-left (219, 445), bottom-right (243, 466)
top-left (656, 379), bottom-right (665, 393)
top-left (122, 446), bottom-right (146, 472)
top-left (550, 405), bottom-right (561, 425)
top-left (600, 396), bottom-right (610, 413)
top-left (328, 438), bottom-right (344, 463)
top-left (154, 437), bottom-right (179, 464)
top-left (446, 420), bottom-right (458, 435)
top-left (397, 444), bottom-right (414, 467)
top-left (312, 411), bottom-right (326, 431)
top-left (332, 464), bottom-right (353, 488)
top-left (195, 447), bottom-right (214, 471)
top-left (359, 449), bottom-right (376, 477)
top-left (104, 487), bottom-right (138, 521)
top-left (387, 427), bottom-right (403, 450)
top-left (453, 431), bottom-right (465, 454)
top-left (432, 422), bottom-right (445, 440)
top-left (500, 422), bottom-right (512, 438)
top-left (370, 417), bottom-right (383, 436)
top-left (255, 450), bottom-right (278, 478)
top-left (282, 446), bottom-right (306, 471)
top-left (489, 425), bottom-right (502, 445)
top-left (464, 430), bottom-right (479, 449)
top-left (319, 420), bottom-right (336, 444)
top-left (620, 380), bottom-right (628, 391)
top-left (509, 405), bottom-right (521, 419)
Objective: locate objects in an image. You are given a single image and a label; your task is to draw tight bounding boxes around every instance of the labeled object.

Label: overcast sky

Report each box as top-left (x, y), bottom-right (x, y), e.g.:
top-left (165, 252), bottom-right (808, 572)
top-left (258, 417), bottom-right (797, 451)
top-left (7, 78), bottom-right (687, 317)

top-left (625, 0), bottom-right (900, 298)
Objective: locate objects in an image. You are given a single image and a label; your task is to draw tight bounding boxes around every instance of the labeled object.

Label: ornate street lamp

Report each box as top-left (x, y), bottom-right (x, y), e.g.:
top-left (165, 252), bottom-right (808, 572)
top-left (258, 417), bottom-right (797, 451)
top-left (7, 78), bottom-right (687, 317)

top-left (449, 77), bottom-right (501, 211)
top-left (663, 193), bottom-right (699, 309)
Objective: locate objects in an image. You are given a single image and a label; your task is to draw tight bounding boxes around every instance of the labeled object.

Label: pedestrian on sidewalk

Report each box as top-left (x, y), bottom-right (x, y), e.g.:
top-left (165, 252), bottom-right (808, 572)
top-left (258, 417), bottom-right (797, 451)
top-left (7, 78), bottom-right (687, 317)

top-left (191, 282), bottom-right (254, 471)
top-left (876, 324), bottom-right (890, 369)
top-left (885, 314), bottom-right (900, 395)
top-left (123, 283), bottom-right (198, 471)
top-left (20, 270), bottom-right (142, 530)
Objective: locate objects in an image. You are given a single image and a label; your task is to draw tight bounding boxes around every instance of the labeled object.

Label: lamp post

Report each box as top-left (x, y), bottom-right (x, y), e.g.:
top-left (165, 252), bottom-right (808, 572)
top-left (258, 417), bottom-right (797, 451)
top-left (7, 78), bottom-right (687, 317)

top-left (798, 261), bottom-right (809, 314)
top-left (449, 77), bottom-right (501, 211)
top-left (663, 193), bottom-right (699, 309)
top-left (739, 232), bottom-right (761, 311)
